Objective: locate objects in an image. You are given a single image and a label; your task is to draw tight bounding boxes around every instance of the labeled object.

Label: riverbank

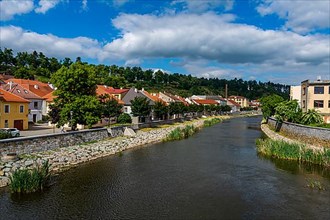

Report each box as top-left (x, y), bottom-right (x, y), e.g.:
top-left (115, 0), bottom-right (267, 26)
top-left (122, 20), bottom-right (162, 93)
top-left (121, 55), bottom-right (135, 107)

top-left (1, 115), bottom-right (239, 188)
top-left (260, 124), bottom-right (330, 167)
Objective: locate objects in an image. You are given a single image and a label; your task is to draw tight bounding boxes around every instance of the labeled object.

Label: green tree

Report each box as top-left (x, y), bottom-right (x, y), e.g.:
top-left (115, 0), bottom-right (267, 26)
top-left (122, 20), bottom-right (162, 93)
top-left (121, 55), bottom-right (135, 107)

top-left (131, 96), bottom-right (151, 120)
top-left (99, 94), bottom-right (123, 125)
top-left (50, 63), bottom-right (99, 130)
top-left (274, 100), bottom-right (302, 123)
top-left (300, 109), bottom-right (323, 125)
top-left (117, 113), bottom-right (132, 124)
top-left (260, 94), bottom-right (284, 118)
top-left (153, 101), bottom-right (168, 120)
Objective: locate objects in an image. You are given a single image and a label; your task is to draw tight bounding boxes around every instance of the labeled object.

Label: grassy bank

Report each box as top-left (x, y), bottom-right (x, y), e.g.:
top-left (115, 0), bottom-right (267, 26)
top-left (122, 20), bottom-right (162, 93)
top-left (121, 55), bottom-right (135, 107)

top-left (164, 125), bottom-right (199, 141)
top-left (256, 138), bottom-right (330, 167)
top-left (9, 161), bottom-right (51, 193)
top-left (203, 118), bottom-right (222, 127)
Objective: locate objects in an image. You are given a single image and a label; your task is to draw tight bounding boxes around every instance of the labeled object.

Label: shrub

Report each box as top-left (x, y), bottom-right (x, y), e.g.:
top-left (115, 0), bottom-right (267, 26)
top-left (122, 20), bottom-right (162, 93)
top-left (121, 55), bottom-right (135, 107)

top-left (117, 113), bottom-right (132, 124)
top-left (165, 125), bottom-right (199, 141)
top-left (9, 160), bottom-right (51, 193)
top-left (0, 130), bottom-right (12, 139)
top-left (204, 118), bottom-right (222, 127)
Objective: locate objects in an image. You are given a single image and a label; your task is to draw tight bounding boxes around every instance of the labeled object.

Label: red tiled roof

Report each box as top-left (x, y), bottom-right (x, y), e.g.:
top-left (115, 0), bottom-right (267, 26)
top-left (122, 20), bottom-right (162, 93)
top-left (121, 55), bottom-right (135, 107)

top-left (0, 88), bottom-right (30, 103)
top-left (227, 100), bottom-right (241, 107)
top-left (229, 95), bottom-right (246, 99)
top-left (6, 79), bottom-right (54, 98)
top-left (141, 91), bottom-right (166, 104)
top-left (1, 83), bottom-right (43, 100)
top-left (43, 91), bottom-right (56, 102)
top-left (176, 95), bottom-right (189, 106)
top-left (193, 99), bottom-right (218, 105)
top-left (96, 85), bottom-right (125, 104)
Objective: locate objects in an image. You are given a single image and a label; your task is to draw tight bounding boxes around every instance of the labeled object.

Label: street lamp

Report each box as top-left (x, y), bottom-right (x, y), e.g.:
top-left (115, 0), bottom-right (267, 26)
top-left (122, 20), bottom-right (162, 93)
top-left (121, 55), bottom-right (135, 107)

top-left (70, 111), bottom-right (73, 130)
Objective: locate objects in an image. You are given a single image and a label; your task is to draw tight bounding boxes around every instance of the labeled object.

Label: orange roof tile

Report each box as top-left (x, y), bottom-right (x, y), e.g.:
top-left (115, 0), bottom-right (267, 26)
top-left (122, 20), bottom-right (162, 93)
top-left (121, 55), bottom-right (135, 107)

top-left (6, 79), bottom-right (54, 98)
top-left (193, 99), bottom-right (218, 105)
top-left (227, 100), bottom-right (241, 107)
top-left (43, 91), bottom-right (56, 102)
top-left (0, 88), bottom-right (30, 103)
top-left (96, 85), bottom-right (124, 105)
top-left (141, 91), bottom-right (166, 104)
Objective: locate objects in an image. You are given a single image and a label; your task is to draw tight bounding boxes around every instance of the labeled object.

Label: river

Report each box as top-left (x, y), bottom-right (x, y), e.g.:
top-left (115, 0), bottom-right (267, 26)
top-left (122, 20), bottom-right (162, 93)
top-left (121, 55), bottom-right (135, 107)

top-left (1, 116), bottom-right (329, 219)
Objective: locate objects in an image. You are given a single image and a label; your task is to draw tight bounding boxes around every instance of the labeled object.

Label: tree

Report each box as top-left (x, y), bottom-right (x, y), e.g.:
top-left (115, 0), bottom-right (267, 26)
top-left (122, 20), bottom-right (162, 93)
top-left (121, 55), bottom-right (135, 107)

top-left (117, 113), bottom-right (132, 124)
top-left (274, 100), bottom-right (302, 123)
top-left (50, 63), bottom-right (99, 130)
top-left (131, 97), bottom-right (151, 120)
top-left (300, 109), bottom-right (323, 125)
top-left (59, 96), bottom-right (102, 129)
top-left (153, 101), bottom-right (168, 120)
top-left (260, 94), bottom-right (284, 118)
top-left (99, 94), bottom-right (123, 125)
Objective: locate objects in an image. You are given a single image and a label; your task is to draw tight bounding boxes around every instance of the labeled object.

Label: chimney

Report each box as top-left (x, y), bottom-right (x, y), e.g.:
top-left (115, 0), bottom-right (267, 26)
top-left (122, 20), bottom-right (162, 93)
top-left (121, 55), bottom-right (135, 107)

top-left (9, 81), bottom-right (13, 90)
top-left (225, 84), bottom-right (228, 99)
top-left (134, 88), bottom-right (137, 93)
top-left (142, 88), bottom-right (144, 91)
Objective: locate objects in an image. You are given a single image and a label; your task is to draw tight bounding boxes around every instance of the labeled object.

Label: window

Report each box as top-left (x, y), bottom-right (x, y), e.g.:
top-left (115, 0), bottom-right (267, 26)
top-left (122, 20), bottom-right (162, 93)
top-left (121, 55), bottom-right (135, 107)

top-left (302, 100), bottom-right (306, 108)
top-left (34, 102), bottom-right (38, 109)
top-left (4, 104), bottom-right (10, 113)
top-left (328, 100), bottom-right (330, 108)
top-left (314, 100), bottom-right (324, 108)
top-left (4, 120), bottom-right (8, 128)
top-left (314, 87), bottom-right (324, 94)
top-left (19, 105), bottom-right (24, 113)
top-left (302, 87), bottom-right (306, 95)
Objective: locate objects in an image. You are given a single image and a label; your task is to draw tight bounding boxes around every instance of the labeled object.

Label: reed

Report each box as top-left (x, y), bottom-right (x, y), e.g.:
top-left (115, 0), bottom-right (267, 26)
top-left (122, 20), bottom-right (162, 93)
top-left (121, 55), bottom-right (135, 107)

top-left (203, 118), bottom-right (222, 127)
top-left (256, 139), bottom-right (330, 167)
top-left (9, 160), bottom-right (51, 194)
top-left (165, 125), bottom-right (199, 141)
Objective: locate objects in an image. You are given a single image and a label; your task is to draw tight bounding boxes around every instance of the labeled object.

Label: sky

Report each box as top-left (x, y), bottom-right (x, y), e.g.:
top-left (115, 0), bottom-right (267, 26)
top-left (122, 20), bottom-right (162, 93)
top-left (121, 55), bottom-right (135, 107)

top-left (0, 0), bottom-right (329, 85)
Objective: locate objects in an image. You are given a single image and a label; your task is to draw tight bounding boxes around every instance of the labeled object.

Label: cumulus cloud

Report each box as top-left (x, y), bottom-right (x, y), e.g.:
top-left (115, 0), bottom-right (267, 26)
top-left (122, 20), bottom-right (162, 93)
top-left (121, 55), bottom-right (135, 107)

top-left (171, 0), bottom-right (234, 13)
top-left (257, 0), bottom-right (330, 34)
top-left (0, 0), bottom-right (34, 20)
top-left (0, 26), bottom-right (103, 60)
top-left (105, 13), bottom-right (329, 66)
top-left (35, 0), bottom-right (61, 14)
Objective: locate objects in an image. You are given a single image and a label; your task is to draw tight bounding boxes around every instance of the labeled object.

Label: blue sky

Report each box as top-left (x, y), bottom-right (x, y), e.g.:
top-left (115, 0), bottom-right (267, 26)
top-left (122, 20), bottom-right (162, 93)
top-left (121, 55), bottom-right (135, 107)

top-left (0, 0), bottom-right (329, 84)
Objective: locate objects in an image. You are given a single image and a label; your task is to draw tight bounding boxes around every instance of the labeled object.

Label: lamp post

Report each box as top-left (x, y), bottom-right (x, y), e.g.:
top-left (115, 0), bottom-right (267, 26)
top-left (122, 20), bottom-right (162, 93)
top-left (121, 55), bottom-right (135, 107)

top-left (70, 111), bottom-right (73, 130)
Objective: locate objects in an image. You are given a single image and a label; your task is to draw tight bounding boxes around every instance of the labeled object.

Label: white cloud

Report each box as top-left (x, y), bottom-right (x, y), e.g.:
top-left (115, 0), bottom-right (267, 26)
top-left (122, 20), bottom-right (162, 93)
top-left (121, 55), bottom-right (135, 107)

top-left (257, 0), bottom-right (330, 34)
top-left (171, 0), bottom-right (234, 13)
top-left (105, 13), bottom-right (329, 66)
top-left (0, 26), bottom-right (103, 60)
top-left (82, 0), bottom-right (88, 11)
top-left (0, 0), bottom-right (34, 20)
top-left (35, 0), bottom-right (61, 14)
top-left (112, 0), bottom-right (131, 7)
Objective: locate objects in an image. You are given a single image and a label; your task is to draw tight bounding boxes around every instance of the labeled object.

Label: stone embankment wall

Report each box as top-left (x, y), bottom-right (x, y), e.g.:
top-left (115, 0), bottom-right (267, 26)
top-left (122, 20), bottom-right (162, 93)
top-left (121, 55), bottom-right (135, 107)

top-left (267, 118), bottom-right (330, 147)
top-left (0, 118), bottom-right (205, 187)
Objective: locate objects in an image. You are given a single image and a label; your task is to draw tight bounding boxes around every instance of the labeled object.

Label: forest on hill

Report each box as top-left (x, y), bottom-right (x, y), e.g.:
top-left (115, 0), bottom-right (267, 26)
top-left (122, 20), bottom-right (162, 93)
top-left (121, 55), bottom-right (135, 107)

top-left (0, 48), bottom-right (289, 100)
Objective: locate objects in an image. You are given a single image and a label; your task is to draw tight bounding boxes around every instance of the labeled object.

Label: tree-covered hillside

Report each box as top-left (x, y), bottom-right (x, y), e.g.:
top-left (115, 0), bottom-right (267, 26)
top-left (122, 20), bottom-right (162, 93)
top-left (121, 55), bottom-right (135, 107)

top-left (0, 48), bottom-right (289, 100)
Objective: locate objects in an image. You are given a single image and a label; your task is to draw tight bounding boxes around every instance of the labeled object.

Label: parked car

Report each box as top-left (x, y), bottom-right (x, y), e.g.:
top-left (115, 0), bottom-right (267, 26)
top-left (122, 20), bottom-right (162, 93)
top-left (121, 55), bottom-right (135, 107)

top-left (0, 128), bottom-right (20, 137)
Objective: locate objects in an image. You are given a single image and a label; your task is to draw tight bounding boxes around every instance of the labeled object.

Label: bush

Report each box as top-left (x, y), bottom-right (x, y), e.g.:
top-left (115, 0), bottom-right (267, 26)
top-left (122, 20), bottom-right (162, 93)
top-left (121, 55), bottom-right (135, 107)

top-left (0, 130), bottom-right (12, 139)
top-left (117, 113), bottom-right (132, 124)
top-left (204, 118), bottom-right (222, 127)
top-left (165, 125), bottom-right (199, 141)
top-left (9, 160), bottom-right (51, 194)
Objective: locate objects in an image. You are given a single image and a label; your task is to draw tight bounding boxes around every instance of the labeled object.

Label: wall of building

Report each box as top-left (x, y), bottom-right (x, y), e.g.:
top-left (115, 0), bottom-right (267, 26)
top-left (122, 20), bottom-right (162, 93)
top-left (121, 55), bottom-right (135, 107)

top-left (267, 117), bottom-right (330, 147)
top-left (0, 101), bottom-right (29, 130)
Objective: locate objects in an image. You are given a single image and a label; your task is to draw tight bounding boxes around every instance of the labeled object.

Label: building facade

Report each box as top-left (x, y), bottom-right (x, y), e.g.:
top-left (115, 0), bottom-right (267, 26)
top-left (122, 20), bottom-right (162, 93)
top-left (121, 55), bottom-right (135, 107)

top-left (290, 85), bottom-right (302, 107)
top-left (301, 79), bottom-right (330, 123)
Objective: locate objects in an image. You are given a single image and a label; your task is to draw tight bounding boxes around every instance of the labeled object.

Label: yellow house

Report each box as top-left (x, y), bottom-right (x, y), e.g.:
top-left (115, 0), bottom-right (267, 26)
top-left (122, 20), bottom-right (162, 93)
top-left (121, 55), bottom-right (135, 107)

top-left (228, 96), bottom-right (249, 108)
top-left (301, 79), bottom-right (330, 123)
top-left (0, 89), bottom-right (30, 130)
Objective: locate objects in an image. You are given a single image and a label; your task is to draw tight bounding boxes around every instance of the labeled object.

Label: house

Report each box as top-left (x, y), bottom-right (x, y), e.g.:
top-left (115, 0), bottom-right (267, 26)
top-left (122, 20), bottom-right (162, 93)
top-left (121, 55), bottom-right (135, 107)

top-left (5, 79), bottom-right (54, 116)
top-left (0, 88), bottom-right (30, 130)
top-left (99, 86), bottom-right (129, 100)
top-left (96, 85), bottom-right (125, 105)
top-left (227, 100), bottom-right (241, 112)
top-left (290, 85), bottom-right (302, 107)
top-left (228, 96), bottom-right (249, 108)
top-left (301, 78), bottom-right (330, 123)
top-left (192, 99), bottom-right (219, 106)
top-left (1, 81), bottom-right (44, 123)
top-left (121, 88), bottom-right (155, 121)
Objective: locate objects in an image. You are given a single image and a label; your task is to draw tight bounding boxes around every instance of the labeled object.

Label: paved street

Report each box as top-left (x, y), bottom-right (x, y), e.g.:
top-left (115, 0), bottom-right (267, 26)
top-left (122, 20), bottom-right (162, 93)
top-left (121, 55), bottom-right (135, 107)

top-left (20, 123), bottom-right (62, 137)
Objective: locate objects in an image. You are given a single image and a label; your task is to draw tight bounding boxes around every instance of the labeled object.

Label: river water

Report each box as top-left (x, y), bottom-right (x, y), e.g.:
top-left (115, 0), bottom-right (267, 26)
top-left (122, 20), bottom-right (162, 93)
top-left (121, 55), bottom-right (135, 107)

top-left (1, 117), bottom-right (329, 219)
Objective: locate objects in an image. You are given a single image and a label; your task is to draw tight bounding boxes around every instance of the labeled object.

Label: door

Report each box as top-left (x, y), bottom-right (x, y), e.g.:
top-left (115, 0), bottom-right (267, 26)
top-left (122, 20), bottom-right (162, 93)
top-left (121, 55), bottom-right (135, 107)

top-left (14, 120), bottom-right (23, 130)
top-left (33, 114), bottom-right (37, 123)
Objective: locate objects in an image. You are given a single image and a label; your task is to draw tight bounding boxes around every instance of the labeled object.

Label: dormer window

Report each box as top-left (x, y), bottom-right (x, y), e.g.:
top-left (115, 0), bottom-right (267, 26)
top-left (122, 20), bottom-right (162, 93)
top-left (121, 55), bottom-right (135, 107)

top-left (24, 90), bottom-right (28, 94)
top-left (17, 89), bottom-right (21, 93)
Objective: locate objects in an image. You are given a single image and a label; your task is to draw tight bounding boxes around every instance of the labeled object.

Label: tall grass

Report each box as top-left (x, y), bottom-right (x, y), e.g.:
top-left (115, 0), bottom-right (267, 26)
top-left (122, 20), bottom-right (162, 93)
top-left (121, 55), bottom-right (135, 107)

top-left (256, 139), bottom-right (330, 167)
top-left (165, 125), bottom-right (199, 141)
top-left (203, 118), bottom-right (222, 127)
top-left (9, 161), bottom-right (51, 193)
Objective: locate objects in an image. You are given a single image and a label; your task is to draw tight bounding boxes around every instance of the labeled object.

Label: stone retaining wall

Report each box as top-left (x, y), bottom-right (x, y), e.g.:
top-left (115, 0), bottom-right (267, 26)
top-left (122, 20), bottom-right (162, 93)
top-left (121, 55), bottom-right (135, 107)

top-left (0, 118), bottom-right (206, 187)
top-left (267, 118), bottom-right (330, 147)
